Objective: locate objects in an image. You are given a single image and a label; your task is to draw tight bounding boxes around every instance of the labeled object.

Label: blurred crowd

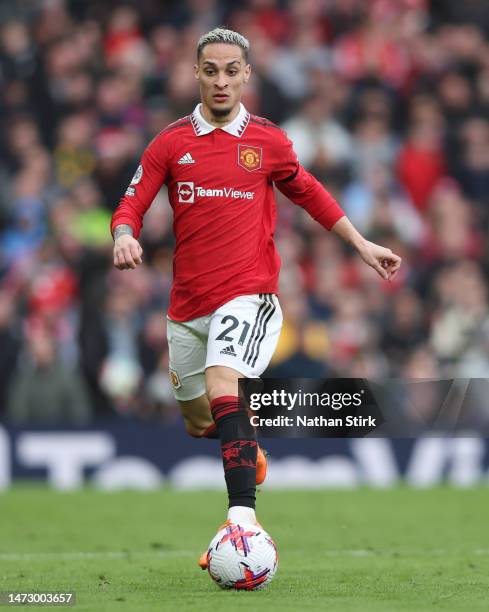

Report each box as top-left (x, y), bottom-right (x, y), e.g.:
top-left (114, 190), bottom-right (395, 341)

top-left (2, 0), bottom-right (489, 425)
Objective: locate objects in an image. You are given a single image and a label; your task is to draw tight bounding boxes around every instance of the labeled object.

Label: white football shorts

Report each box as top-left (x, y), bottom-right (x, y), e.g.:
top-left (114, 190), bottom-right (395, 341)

top-left (167, 293), bottom-right (282, 401)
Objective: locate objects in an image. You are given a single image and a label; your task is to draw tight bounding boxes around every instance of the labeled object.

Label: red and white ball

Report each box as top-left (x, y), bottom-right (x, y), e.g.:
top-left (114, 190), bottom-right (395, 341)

top-left (205, 522), bottom-right (278, 590)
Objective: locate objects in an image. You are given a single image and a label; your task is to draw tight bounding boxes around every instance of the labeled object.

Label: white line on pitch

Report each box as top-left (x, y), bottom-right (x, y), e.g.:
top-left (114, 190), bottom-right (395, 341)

top-left (0, 550), bottom-right (197, 561)
top-left (288, 548), bottom-right (489, 557)
top-left (2, 548), bottom-right (488, 561)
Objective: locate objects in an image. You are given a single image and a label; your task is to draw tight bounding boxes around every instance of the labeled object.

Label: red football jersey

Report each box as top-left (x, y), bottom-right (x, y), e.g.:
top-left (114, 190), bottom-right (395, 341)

top-left (111, 103), bottom-right (344, 321)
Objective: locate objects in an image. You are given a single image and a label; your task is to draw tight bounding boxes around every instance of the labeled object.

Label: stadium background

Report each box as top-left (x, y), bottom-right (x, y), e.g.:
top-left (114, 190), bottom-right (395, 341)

top-left (1, 0), bottom-right (489, 489)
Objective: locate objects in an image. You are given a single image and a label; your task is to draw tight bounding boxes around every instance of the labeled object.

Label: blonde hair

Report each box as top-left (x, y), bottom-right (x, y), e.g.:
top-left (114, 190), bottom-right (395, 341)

top-left (197, 27), bottom-right (250, 62)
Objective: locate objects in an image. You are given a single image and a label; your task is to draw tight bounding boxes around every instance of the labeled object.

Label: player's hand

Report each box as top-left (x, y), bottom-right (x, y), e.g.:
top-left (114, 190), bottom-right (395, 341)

top-left (113, 234), bottom-right (143, 270)
top-left (357, 240), bottom-right (401, 281)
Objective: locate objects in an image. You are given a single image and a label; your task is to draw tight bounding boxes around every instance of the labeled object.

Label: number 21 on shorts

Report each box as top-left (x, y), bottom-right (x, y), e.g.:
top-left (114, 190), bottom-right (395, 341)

top-left (216, 315), bottom-right (251, 346)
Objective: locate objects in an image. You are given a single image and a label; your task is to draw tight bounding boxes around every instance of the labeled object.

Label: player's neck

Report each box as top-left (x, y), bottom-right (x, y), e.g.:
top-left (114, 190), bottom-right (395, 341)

top-left (200, 102), bottom-right (241, 128)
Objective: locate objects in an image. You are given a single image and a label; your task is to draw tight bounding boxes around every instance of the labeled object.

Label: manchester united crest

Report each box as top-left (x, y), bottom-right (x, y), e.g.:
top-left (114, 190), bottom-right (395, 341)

top-left (169, 368), bottom-right (181, 389)
top-left (238, 145), bottom-right (262, 172)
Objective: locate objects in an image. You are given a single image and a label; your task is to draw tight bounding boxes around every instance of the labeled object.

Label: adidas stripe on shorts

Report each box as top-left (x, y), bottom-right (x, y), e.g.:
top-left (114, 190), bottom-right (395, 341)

top-left (166, 293), bottom-right (283, 401)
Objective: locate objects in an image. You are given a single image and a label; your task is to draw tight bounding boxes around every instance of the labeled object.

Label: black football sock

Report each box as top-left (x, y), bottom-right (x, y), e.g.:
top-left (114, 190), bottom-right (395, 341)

top-left (210, 395), bottom-right (257, 509)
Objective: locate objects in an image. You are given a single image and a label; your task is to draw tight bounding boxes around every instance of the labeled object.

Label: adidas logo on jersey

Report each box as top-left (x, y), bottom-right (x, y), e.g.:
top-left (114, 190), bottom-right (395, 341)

top-left (178, 152), bottom-right (195, 164)
top-left (220, 345), bottom-right (237, 357)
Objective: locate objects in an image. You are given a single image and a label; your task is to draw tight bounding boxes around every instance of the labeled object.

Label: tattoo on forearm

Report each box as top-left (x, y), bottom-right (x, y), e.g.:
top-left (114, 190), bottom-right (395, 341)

top-left (113, 224), bottom-right (133, 240)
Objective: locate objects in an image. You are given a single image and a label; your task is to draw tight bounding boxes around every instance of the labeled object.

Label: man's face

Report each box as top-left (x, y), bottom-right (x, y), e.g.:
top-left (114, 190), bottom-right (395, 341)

top-left (195, 43), bottom-right (251, 118)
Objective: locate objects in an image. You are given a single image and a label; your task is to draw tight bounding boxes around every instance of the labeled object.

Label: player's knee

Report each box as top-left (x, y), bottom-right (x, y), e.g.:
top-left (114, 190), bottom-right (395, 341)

top-left (184, 419), bottom-right (207, 438)
top-left (206, 384), bottom-right (235, 403)
top-left (205, 366), bottom-right (240, 401)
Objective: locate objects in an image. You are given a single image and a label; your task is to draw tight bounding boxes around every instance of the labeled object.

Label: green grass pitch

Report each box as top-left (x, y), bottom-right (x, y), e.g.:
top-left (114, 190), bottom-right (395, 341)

top-left (1, 487), bottom-right (489, 611)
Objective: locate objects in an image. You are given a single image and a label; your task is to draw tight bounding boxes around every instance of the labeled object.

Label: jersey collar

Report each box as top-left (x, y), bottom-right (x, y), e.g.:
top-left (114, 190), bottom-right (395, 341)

top-left (190, 103), bottom-right (250, 137)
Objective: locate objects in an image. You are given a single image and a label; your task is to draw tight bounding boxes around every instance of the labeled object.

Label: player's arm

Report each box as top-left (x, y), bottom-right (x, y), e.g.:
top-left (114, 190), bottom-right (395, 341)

top-left (111, 134), bottom-right (169, 271)
top-left (329, 216), bottom-right (401, 281)
top-left (271, 130), bottom-right (401, 281)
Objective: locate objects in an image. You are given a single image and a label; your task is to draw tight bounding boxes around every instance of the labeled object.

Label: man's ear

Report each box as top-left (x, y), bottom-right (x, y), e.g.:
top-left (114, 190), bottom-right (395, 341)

top-left (194, 64), bottom-right (199, 81)
top-left (244, 63), bottom-right (251, 83)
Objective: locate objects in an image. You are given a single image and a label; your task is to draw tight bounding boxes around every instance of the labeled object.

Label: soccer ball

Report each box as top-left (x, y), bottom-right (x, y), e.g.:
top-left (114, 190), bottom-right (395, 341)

top-left (205, 522), bottom-right (278, 590)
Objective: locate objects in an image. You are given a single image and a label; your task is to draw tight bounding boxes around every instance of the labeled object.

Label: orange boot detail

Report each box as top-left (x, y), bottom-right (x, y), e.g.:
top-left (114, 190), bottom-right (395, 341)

top-left (256, 445), bottom-right (268, 485)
